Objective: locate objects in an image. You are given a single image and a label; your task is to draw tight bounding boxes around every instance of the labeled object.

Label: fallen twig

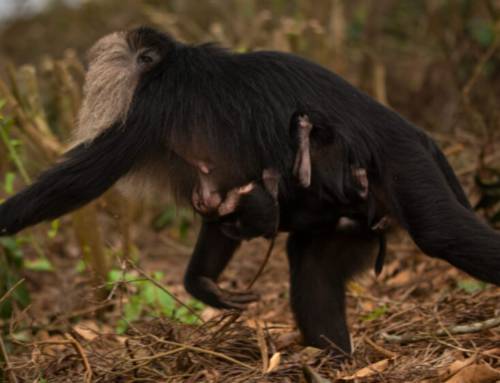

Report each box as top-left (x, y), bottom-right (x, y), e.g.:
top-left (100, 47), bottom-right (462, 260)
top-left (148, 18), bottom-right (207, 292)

top-left (246, 237), bottom-right (275, 290)
top-left (0, 334), bottom-right (18, 383)
top-left (64, 333), bottom-right (92, 383)
top-left (436, 316), bottom-right (500, 336)
top-left (363, 336), bottom-right (397, 359)
top-left (0, 279), bottom-right (25, 306)
top-left (382, 316), bottom-right (500, 343)
top-left (149, 334), bottom-right (255, 370)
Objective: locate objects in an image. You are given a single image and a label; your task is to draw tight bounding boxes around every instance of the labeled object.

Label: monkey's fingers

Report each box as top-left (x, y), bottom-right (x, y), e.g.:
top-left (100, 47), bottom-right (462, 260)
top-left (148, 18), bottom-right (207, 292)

top-left (218, 289), bottom-right (260, 310)
top-left (371, 215), bottom-right (391, 232)
top-left (189, 277), bottom-right (258, 310)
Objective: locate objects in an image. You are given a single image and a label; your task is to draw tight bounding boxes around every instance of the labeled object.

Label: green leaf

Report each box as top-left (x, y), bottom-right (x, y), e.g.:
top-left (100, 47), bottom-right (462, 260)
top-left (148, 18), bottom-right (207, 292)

top-left (107, 269), bottom-right (137, 284)
top-left (0, 237), bottom-right (24, 261)
top-left (178, 219), bottom-right (191, 240)
top-left (25, 258), bottom-right (54, 272)
top-left (123, 295), bottom-right (143, 322)
top-left (157, 290), bottom-right (175, 316)
top-left (75, 260), bottom-right (86, 273)
top-left (362, 305), bottom-right (388, 321)
top-left (457, 278), bottom-right (488, 294)
top-left (47, 219), bottom-right (60, 239)
top-left (140, 281), bottom-right (159, 305)
top-left (174, 299), bottom-right (204, 324)
top-left (116, 319), bottom-right (128, 334)
top-left (11, 282), bottom-right (30, 307)
top-left (467, 19), bottom-right (494, 48)
top-left (4, 172), bottom-right (15, 194)
top-left (152, 206), bottom-right (176, 230)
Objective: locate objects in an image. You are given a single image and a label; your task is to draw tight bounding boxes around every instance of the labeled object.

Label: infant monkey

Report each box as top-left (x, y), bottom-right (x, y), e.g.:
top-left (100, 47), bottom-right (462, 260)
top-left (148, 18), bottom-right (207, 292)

top-left (190, 164), bottom-right (280, 240)
top-left (217, 169), bottom-right (280, 240)
top-left (292, 113), bottom-right (391, 274)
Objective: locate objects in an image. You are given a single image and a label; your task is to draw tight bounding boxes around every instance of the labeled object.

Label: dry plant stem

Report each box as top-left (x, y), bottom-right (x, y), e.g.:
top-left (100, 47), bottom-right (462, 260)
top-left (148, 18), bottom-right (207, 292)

top-left (255, 320), bottom-right (269, 373)
top-left (457, 151), bottom-right (500, 175)
top-left (435, 313), bottom-right (463, 350)
top-left (246, 237), bottom-right (276, 290)
top-left (64, 334), bottom-right (93, 383)
top-left (363, 336), bottom-right (397, 359)
top-left (436, 316), bottom-right (500, 336)
top-left (460, 20), bottom-right (500, 137)
top-left (0, 77), bottom-right (60, 159)
top-left (124, 338), bottom-right (139, 378)
top-left (108, 347), bottom-right (187, 377)
top-left (0, 334), bottom-right (18, 383)
top-left (72, 203), bottom-right (109, 290)
top-left (126, 259), bottom-right (204, 323)
top-left (0, 121), bottom-right (31, 184)
top-left (462, 20), bottom-right (500, 99)
top-left (0, 278), bottom-right (25, 306)
top-left (18, 65), bottom-right (55, 141)
top-left (149, 335), bottom-right (255, 370)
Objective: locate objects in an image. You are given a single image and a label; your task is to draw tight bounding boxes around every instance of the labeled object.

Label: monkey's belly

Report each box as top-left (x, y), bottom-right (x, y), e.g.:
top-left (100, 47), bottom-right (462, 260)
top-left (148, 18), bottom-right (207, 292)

top-left (278, 193), bottom-right (342, 232)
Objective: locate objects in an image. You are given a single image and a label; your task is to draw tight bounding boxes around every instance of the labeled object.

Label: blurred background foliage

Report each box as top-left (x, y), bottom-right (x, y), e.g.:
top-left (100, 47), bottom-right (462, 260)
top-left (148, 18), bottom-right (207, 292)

top-left (0, 0), bottom-right (499, 344)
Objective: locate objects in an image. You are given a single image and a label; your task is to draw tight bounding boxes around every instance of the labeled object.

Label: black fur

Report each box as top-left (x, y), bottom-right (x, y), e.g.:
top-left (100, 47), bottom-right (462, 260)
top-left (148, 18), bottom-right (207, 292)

top-left (0, 121), bottom-right (158, 235)
top-left (1, 27), bottom-right (499, 353)
top-left (218, 184), bottom-right (279, 240)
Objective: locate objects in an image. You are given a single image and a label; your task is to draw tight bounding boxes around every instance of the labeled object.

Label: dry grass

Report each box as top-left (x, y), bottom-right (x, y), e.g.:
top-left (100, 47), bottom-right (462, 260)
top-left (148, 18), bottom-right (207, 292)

top-left (2, 236), bottom-right (499, 382)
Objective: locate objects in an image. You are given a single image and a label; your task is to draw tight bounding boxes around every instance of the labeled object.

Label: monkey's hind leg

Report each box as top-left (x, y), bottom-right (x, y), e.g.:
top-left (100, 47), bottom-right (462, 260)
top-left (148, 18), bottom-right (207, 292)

top-left (286, 227), bottom-right (377, 353)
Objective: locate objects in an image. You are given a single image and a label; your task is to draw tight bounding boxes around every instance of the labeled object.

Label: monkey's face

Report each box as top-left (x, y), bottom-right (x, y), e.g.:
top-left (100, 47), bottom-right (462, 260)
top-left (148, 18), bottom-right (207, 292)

top-left (75, 27), bottom-right (173, 144)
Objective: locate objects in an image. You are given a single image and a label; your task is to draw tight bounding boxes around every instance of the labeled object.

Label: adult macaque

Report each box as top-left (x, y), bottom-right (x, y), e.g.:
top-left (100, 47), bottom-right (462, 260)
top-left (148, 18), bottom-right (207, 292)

top-left (0, 27), bottom-right (499, 354)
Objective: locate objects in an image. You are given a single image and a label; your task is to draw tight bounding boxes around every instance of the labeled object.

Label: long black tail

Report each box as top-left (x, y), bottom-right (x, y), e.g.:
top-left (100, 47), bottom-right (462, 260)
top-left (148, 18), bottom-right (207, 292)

top-left (0, 123), bottom-right (151, 236)
top-left (383, 134), bottom-right (500, 285)
top-left (425, 137), bottom-right (472, 210)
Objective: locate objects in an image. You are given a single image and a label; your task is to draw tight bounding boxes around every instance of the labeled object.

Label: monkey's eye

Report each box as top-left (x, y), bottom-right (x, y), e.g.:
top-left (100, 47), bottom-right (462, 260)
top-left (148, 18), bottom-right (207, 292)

top-left (137, 49), bottom-right (160, 68)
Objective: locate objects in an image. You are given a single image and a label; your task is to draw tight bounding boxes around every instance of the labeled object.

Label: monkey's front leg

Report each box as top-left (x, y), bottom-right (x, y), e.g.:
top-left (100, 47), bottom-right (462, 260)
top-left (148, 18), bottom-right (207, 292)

top-left (184, 220), bottom-right (259, 309)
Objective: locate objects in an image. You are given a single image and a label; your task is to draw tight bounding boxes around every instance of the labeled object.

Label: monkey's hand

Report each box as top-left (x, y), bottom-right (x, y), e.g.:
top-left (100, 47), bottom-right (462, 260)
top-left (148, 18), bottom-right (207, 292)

top-left (371, 215), bottom-right (391, 232)
top-left (185, 276), bottom-right (259, 310)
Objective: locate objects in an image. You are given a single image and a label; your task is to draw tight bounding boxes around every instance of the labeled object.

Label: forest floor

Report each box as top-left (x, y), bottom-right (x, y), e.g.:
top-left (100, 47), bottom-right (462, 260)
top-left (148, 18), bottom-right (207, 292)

top-left (3, 226), bottom-right (499, 382)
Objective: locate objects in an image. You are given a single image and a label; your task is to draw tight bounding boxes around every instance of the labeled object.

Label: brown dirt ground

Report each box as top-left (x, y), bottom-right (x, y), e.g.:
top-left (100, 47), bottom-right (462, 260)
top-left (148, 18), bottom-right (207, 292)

top-left (2, 226), bottom-right (500, 382)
